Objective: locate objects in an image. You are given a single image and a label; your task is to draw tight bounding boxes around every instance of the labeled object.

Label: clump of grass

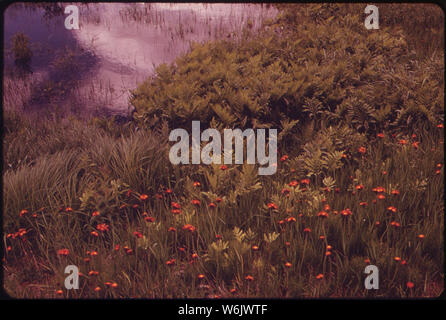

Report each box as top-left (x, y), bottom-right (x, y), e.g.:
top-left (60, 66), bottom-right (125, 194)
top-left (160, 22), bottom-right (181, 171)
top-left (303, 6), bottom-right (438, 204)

top-left (10, 32), bottom-right (33, 73)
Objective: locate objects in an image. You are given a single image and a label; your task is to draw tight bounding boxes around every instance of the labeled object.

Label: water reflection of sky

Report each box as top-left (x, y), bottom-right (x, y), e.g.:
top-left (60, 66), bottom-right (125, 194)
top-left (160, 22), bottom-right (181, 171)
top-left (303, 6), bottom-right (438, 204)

top-left (4, 3), bottom-right (277, 114)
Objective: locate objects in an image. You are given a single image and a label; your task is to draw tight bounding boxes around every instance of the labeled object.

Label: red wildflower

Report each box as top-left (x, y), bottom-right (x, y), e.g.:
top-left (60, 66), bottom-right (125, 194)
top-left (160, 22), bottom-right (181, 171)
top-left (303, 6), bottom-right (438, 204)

top-left (19, 209), bottom-right (28, 217)
top-left (171, 202), bottom-right (181, 209)
top-left (144, 216), bottom-right (155, 223)
top-left (18, 228), bottom-right (27, 237)
top-left (96, 223), bottom-right (109, 232)
top-left (88, 270), bottom-right (99, 276)
top-left (289, 180), bottom-right (299, 187)
top-left (57, 249), bottom-right (69, 256)
top-left (372, 186), bottom-right (386, 193)
top-left (267, 203), bottom-right (278, 210)
top-left (391, 221), bottom-right (400, 228)
top-left (133, 231), bottom-right (143, 238)
top-left (317, 211), bottom-right (329, 218)
top-left (182, 224), bottom-right (196, 232)
top-left (140, 194), bottom-right (149, 201)
top-left (166, 259), bottom-right (176, 266)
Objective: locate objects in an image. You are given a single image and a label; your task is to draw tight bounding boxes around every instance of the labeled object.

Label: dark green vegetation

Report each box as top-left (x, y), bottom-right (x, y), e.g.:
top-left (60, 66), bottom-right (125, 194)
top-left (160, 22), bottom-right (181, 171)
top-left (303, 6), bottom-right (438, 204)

top-left (3, 4), bottom-right (444, 298)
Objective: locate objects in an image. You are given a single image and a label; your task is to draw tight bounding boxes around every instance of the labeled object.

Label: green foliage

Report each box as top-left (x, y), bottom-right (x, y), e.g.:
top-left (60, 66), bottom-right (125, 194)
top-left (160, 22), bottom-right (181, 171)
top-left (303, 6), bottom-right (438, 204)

top-left (3, 4), bottom-right (444, 298)
top-left (11, 32), bottom-right (33, 68)
top-left (131, 4), bottom-right (443, 143)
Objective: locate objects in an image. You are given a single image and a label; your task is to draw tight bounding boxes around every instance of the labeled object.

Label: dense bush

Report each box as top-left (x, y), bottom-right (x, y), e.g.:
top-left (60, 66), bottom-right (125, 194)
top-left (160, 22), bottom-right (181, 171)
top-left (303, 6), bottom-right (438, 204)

top-left (131, 4), bottom-right (443, 146)
top-left (10, 32), bottom-right (33, 72)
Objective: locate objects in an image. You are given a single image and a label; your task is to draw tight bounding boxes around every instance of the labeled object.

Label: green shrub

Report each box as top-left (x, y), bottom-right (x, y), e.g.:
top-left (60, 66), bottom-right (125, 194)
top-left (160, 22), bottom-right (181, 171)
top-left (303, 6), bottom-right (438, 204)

top-left (11, 32), bottom-right (33, 69)
top-left (131, 5), bottom-right (443, 144)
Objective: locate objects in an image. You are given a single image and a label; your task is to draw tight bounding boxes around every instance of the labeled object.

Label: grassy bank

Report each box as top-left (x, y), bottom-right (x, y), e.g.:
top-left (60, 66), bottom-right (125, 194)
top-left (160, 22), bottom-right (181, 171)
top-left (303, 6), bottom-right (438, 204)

top-left (2, 3), bottom-right (444, 298)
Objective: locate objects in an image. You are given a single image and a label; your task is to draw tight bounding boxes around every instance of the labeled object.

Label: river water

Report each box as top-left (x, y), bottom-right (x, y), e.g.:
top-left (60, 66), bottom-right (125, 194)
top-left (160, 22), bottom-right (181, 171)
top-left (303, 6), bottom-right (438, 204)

top-left (3, 3), bottom-right (277, 116)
